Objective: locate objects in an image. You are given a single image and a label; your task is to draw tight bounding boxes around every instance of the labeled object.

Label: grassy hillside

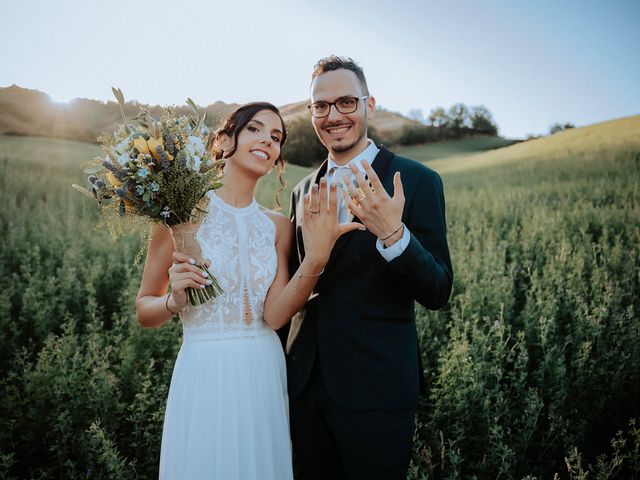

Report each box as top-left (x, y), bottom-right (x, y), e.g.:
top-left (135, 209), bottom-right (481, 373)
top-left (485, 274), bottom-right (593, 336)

top-left (0, 115), bottom-right (639, 479)
top-left (396, 136), bottom-right (519, 162)
top-left (429, 114), bottom-right (640, 175)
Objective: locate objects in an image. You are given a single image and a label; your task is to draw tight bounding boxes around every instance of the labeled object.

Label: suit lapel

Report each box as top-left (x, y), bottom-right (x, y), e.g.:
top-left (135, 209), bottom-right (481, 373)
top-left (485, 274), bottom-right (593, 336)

top-left (323, 146), bottom-right (395, 270)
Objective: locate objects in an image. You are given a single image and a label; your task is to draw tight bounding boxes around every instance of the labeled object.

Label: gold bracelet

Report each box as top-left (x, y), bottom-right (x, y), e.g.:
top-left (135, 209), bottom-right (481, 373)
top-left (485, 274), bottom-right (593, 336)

top-left (381, 224), bottom-right (404, 242)
top-left (165, 292), bottom-right (182, 315)
top-left (297, 267), bottom-right (325, 278)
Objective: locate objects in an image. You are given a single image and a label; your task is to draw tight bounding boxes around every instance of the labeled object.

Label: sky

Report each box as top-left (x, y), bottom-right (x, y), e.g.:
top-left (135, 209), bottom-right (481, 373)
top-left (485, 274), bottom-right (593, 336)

top-left (1, 0), bottom-right (639, 138)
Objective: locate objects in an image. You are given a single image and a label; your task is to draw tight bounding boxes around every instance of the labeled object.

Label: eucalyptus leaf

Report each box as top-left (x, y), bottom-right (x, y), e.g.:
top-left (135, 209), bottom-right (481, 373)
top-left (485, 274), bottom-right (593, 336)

top-left (186, 98), bottom-right (198, 115)
top-left (111, 87), bottom-right (125, 106)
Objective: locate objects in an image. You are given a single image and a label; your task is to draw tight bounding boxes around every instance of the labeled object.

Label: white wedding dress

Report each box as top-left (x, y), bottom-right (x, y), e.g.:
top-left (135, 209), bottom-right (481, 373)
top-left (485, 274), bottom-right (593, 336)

top-left (159, 191), bottom-right (293, 479)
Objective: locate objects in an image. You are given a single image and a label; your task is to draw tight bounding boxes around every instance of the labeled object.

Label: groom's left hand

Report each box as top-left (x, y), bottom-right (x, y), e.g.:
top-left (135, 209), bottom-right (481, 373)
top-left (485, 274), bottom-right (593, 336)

top-left (343, 160), bottom-right (405, 247)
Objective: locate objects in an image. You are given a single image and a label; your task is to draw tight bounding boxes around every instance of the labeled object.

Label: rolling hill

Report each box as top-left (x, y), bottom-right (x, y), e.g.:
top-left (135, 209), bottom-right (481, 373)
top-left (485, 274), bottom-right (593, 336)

top-left (0, 85), bottom-right (422, 145)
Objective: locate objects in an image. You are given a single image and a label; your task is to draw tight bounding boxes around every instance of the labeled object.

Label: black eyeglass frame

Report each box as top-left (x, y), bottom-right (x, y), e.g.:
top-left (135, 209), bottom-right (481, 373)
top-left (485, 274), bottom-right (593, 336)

top-left (307, 95), bottom-right (369, 118)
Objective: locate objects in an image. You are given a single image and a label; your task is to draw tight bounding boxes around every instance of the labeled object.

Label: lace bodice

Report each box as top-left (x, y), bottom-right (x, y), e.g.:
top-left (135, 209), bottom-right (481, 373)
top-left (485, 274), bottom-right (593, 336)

top-left (180, 191), bottom-right (278, 341)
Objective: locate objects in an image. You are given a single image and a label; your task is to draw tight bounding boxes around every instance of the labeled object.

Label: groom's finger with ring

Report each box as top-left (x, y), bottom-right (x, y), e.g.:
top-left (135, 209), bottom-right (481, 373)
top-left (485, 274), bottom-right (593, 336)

top-left (341, 188), bottom-right (358, 213)
top-left (349, 165), bottom-right (371, 195)
top-left (345, 180), bottom-right (366, 207)
top-left (344, 175), bottom-right (360, 199)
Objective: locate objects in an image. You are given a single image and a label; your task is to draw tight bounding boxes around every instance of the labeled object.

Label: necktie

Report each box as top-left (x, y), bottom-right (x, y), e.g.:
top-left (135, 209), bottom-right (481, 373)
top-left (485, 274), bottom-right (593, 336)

top-left (328, 166), bottom-right (353, 223)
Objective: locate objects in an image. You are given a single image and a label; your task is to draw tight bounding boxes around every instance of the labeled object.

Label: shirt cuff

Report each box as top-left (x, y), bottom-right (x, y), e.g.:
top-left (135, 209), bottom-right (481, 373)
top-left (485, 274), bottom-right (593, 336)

top-left (376, 224), bottom-right (410, 262)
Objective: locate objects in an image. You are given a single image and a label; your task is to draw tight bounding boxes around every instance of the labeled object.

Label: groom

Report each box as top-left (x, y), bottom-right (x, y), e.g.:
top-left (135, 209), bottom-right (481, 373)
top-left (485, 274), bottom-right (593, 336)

top-left (285, 56), bottom-right (453, 479)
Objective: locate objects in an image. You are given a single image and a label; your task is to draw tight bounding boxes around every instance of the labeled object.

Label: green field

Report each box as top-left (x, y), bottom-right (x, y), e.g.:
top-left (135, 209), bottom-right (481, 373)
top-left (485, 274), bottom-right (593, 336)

top-left (396, 136), bottom-right (519, 163)
top-left (0, 116), bottom-right (639, 479)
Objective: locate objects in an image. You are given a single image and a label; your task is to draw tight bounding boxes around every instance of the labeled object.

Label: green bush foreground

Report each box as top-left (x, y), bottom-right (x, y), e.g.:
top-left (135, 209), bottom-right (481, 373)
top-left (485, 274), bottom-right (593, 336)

top-left (0, 116), bottom-right (639, 479)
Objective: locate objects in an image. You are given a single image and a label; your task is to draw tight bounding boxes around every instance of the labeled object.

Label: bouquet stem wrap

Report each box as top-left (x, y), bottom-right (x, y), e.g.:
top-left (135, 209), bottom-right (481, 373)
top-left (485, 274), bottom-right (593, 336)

top-left (170, 223), bottom-right (223, 306)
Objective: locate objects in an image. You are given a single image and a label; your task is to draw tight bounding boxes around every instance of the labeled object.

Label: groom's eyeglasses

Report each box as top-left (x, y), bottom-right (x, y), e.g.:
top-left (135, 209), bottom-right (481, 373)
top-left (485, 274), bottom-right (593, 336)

top-left (307, 96), bottom-right (369, 118)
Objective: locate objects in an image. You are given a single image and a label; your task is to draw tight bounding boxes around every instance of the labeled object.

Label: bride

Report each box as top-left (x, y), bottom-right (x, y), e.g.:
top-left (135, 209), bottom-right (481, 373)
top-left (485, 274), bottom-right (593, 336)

top-left (135, 102), bottom-right (363, 479)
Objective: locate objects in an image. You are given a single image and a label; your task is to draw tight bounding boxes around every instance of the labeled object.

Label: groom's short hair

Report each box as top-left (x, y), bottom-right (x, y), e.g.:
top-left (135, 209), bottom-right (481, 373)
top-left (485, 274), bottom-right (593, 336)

top-left (311, 55), bottom-right (370, 96)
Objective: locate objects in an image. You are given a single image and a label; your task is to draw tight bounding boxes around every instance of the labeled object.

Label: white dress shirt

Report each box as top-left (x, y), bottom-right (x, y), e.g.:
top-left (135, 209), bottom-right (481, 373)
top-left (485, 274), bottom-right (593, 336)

top-left (324, 139), bottom-right (410, 262)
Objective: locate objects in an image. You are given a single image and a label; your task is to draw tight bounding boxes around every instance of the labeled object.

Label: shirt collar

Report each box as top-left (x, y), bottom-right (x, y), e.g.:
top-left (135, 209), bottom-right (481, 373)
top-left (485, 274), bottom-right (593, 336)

top-left (326, 139), bottom-right (379, 176)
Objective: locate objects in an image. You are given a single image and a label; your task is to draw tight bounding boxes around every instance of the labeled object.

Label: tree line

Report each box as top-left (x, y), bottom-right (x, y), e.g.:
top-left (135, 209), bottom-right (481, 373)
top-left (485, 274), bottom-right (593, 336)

top-left (283, 103), bottom-right (500, 167)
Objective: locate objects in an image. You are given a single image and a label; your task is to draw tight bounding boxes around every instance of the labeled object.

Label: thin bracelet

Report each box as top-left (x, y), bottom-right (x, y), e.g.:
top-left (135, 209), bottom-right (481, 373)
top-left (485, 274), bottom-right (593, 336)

top-left (297, 267), bottom-right (325, 278)
top-left (381, 224), bottom-right (404, 242)
top-left (293, 267), bottom-right (324, 295)
top-left (165, 292), bottom-right (182, 315)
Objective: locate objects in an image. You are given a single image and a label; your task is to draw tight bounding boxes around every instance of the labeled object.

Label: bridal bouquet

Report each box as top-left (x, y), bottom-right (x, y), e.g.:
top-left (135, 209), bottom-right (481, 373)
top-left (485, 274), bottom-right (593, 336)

top-left (74, 88), bottom-right (224, 306)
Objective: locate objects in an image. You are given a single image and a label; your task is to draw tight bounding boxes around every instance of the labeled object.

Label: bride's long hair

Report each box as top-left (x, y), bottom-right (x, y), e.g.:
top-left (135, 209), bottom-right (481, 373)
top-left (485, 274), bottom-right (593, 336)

top-left (207, 102), bottom-right (288, 209)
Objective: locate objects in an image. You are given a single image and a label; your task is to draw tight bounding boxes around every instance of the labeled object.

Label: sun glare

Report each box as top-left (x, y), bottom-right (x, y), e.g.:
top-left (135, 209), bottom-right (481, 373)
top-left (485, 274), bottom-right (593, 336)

top-left (48, 93), bottom-right (76, 105)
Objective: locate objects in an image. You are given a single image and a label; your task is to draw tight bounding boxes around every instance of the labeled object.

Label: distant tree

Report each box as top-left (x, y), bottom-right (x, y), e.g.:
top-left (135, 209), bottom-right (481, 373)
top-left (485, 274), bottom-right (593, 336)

top-left (470, 105), bottom-right (498, 136)
top-left (549, 123), bottom-right (563, 134)
top-left (395, 124), bottom-right (439, 146)
top-left (408, 108), bottom-right (426, 124)
top-left (282, 116), bottom-right (326, 167)
top-left (549, 122), bottom-right (575, 135)
top-left (428, 107), bottom-right (449, 128)
top-left (447, 103), bottom-right (471, 134)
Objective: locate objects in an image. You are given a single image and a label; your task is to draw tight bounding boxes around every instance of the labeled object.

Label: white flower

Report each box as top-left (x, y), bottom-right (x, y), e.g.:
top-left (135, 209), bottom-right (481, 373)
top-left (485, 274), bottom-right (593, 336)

top-left (187, 135), bottom-right (205, 157)
top-left (116, 139), bottom-right (130, 155)
top-left (190, 156), bottom-right (202, 172)
top-left (117, 153), bottom-right (130, 167)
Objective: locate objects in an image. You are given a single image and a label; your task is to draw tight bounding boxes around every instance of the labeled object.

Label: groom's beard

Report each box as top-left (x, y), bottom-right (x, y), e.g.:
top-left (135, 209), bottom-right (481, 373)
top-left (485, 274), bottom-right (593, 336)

top-left (325, 122), bottom-right (368, 155)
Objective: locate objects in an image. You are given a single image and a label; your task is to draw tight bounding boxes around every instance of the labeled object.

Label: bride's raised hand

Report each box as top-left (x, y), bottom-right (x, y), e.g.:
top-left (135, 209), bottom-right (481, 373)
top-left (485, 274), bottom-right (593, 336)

top-left (301, 177), bottom-right (365, 265)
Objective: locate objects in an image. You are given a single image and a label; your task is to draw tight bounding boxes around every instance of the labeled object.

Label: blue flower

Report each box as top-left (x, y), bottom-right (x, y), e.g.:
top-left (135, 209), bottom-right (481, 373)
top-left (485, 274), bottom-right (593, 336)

top-left (136, 185), bottom-right (145, 195)
top-left (150, 181), bottom-right (160, 192)
top-left (138, 167), bottom-right (150, 178)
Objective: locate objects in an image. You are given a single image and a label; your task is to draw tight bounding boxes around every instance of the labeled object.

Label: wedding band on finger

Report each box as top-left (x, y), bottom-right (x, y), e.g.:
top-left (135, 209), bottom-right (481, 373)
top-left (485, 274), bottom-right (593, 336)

top-left (310, 210), bottom-right (320, 214)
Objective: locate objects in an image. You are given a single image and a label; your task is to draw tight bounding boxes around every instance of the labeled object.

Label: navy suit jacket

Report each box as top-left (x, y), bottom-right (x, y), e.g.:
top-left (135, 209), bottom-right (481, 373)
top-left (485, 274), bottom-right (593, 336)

top-left (285, 146), bottom-right (452, 410)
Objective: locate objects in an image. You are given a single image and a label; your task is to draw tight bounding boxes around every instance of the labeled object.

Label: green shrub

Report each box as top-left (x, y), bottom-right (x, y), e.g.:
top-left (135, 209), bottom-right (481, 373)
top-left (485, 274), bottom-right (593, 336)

top-left (0, 132), bottom-right (638, 479)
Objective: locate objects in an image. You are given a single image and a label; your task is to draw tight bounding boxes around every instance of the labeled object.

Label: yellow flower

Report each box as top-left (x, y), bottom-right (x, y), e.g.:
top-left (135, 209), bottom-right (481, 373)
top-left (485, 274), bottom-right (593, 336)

top-left (106, 172), bottom-right (122, 187)
top-left (147, 137), bottom-right (164, 160)
top-left (133, 137), bottom-right (150, 155)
